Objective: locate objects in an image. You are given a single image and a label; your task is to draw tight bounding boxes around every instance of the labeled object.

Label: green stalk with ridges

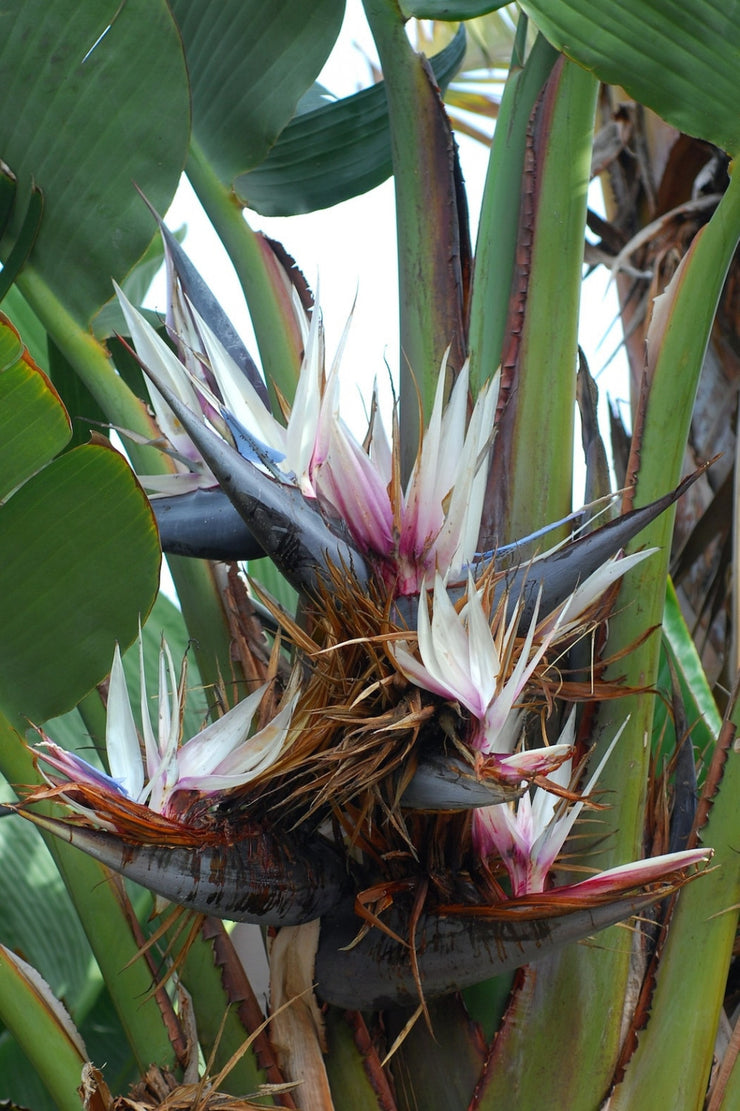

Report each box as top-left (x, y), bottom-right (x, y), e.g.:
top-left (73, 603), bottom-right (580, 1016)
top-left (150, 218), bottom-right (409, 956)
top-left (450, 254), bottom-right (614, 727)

top-left (485, 55), bottom-right (597, 545)
top-left (478, 143), bottom-right (740, 1111)
top-left (594, 166), bottom-right (740, 867)
top-left (467, 30), bottom-right (557, 396)
top-left (0, 944), bottom-right (88, 1111)
top-left (177, 927), bottom-right (273, 1100)
top-left (594, 168), bottom-right (740, 1111)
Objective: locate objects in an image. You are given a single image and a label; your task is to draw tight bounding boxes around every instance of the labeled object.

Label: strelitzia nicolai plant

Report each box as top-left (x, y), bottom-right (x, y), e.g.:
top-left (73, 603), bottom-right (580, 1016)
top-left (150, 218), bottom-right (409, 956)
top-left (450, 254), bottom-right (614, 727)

top-left (0, 1), bottom-right (739, 1109)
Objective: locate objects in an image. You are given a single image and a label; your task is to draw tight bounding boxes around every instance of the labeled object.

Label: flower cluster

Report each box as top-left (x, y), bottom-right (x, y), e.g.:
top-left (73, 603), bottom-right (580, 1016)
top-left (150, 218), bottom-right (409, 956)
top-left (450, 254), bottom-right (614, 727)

top-left (389, 549), bottom-right (650, 784)
top-left (16, 255), bottom-right (710, 984)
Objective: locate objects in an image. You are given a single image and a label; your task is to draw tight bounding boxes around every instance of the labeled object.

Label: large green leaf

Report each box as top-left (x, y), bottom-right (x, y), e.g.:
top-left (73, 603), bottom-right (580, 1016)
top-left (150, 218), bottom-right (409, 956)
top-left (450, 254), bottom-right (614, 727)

top-left (236, 27), bottom-right (467, 216)
top-left (520, 0), bottom-right (740, 155)
top-left (171, 0), bottom-right (345, 183)
top-left (0, 442), bottom-right (160, 723)
top-left (0, 775), bottom-right (96, 1013)
top-left (0, 315), bottom-right (70, 498)
top-left (0, 0), bottom-right (189, 325)
top-left (0, 286), bottom-right (50, 370)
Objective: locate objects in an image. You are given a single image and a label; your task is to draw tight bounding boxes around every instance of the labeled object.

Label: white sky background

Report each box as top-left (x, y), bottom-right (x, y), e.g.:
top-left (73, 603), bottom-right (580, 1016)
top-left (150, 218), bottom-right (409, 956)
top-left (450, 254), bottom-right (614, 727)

top-left (147, 0), bottom-right (629, 504)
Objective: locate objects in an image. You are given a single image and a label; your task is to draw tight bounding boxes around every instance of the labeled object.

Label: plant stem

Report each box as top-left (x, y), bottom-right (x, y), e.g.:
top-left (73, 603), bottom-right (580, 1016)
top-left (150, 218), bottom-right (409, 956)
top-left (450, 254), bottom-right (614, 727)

top-left (186, 138), bottom-right (303, 409)
top-left (362, 0), bottom-right (468, 480)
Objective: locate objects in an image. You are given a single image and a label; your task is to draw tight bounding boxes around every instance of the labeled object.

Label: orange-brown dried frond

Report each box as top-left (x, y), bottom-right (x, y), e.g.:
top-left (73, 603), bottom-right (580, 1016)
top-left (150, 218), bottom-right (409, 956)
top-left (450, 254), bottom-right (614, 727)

top-left (240, 568), bottom-right (441, 823)
top-left (19, 781), bottom-right (235, 846)
top-left (88, 1060), bottom-right (289, 1110)
top-left (135, 910), bottom-right (205, 1000)
top-left (437, 869), bottom-right (701, 921)
top-left (223, 565), bottom-right (277, 692)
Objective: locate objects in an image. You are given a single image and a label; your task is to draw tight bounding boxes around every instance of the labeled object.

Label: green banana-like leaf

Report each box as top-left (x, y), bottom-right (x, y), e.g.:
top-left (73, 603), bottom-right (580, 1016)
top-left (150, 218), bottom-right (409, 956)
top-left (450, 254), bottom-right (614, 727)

top-left (0, 314), bottom-right (160, 723)
top-left (236, 26), bottom-right (467, 216)
top-left (171, 0), bottom-right (345, 184)
top-left (520, 0), bottom-right (740, 156)
top-left (0, 0), bottom-right (189, 326)
top-left (0, 314), bottom-right (70, 498)
top-left (480, 53), bottom-right (597, 546)
top-left (0, 442), bottom-right (160, 723)
top-left (168, 0), bottom-right (342, 404)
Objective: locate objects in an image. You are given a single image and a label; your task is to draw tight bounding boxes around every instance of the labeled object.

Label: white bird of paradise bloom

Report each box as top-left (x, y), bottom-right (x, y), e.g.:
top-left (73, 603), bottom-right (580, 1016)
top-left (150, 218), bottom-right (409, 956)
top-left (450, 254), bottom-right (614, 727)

top-left (390, 551), bottom-right (652, 776)
top-left (35, 634), bottom-right (300, 822)
top-left (473, 715), bottom-right (628, 894)
top-left (115, 284), bottom-right (498, 595)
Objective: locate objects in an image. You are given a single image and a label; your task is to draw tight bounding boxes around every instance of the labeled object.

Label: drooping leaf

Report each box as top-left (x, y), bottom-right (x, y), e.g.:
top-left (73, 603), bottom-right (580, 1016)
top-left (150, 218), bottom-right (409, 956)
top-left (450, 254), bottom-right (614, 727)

top-left (0, 0), bottom-right (189, 325)
top-left (0, 182), bottom-right (43, 302)
top-left (171, 0), bottom-right (346, 181)
top-left (236, 25), bottom-right (467, 217)
top-left (0, 442), bottom-right (160, 723)
top-left (520, 0), bottom-right (740, 155)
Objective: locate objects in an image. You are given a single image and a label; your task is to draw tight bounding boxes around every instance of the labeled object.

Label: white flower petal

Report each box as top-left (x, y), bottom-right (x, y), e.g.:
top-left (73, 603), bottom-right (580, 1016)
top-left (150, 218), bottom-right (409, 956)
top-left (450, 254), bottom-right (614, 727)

top-left (176, 683), bottom-right (267, 780)
top-left (188, 303), bottom-right (288, 469)
top-left (115, 285), bottom-right (203, 463)
top-left (105, 644), bottom-right (144, 799)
